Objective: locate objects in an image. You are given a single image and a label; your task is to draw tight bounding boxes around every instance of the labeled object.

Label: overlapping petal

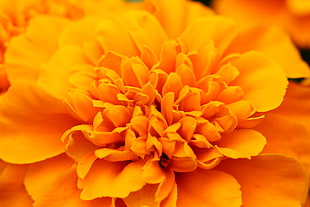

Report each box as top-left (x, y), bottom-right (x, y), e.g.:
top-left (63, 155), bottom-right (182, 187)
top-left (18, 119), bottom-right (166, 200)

top-left (0, 83), bottom-right (77, 163)
top-left (176, 169), bottom-right (242, 207)
top-left (218, 154), bottom-right (308, 207)
top-left (0, 161), bottom-right (33, 207)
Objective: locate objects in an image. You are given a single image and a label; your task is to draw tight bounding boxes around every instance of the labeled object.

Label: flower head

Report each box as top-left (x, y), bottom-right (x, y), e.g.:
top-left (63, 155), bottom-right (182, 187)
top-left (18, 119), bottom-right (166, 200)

top-left (1, 0), bottom-right (310, 206)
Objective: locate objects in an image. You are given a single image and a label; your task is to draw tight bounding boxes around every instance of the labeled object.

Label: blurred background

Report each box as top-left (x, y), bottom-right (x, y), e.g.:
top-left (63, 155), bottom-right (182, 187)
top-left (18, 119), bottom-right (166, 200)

top-left (193, 0), bottom-right (310, 68)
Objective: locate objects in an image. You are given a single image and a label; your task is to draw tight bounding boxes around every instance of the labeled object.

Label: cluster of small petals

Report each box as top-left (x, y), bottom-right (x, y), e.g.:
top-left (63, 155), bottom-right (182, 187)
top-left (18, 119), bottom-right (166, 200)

top-left (63, 33), bottom-right (264, 177)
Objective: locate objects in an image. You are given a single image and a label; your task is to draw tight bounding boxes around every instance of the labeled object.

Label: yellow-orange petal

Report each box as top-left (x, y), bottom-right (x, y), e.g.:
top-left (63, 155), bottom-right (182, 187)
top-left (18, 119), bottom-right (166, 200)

top-left (38, 46), bottom-right (90, 100)
top-left (272, 82), bottom-right (310, 131)
top-left (176, 169), bottom-right (242, 207)
top-left (225, 25), bottom-right (310, 78)
top-left (65, 88), bottom-right (98, 122)
top-left (80, 160), bottom-right (145, 200)
top-left (181, 15), bottom-right (237, 57)
top-left (0, 83), bottom-right (77, 164)
top-left (95, 148), bottom-right (138, 162)
top-left (124, 10), bottom-right (168, 56)
top-left (143, 0), bottom-right (213, 38)
top-left (123, 184), bottom-right (160, 207)
top-left (5, 16), bottom-right (70, 83)
top-left (24, 154), bottom-right (74, 201)
top-left (230, 51), bottom-right (288, 112)
top-left (255, 113), bottom-right (310, 181)
top-left (32, 164), bottom-right (113, 207)
top-left (160, 182), bottom-right (177, 207)
top-left (59, 15), bottom-right (103, 64)
top-left (0, 161), bottom-right (33, 207)
top-left (215, 129), bottom-right (266, 159)
top-left (143, 0), bottom-right (187, 38)
top-left (95, 11), bottom-right (144, 57)
top-left (218, 154), bottom-right (308, 207)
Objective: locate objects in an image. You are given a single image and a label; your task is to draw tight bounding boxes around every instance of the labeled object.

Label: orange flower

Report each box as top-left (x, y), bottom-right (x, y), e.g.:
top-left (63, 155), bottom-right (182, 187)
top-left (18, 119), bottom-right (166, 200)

top-left (213, 0), bottom-right (310, 48)
top-left (0, 0), bottom-right (310, 206)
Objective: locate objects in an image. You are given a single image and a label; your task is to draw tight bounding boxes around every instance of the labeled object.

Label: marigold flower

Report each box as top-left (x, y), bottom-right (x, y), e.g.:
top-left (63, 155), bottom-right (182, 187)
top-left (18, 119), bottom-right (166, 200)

top-left (0, 0), bottom-right (310, 206)
top-left (213, 0), bottom-right (310, 48)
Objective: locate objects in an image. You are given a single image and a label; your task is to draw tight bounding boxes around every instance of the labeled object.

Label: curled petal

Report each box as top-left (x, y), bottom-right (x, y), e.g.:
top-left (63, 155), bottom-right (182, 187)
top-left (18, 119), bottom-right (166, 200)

top-left (32, 164), bottom-right (113, 207)
top-left (80, 160), bottom-right (146, 199)
top-left (215, 129), bottom-right (266, 159)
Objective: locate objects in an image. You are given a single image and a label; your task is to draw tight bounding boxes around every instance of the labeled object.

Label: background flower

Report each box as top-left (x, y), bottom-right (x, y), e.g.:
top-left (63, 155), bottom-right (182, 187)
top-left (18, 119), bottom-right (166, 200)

top-left (0, 0), bottom-right (310, 206)
top-left (212, 0), bottom-right (310, 49)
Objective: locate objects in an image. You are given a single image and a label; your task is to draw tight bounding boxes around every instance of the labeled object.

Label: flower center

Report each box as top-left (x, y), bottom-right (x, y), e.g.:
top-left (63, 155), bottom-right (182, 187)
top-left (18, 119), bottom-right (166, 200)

top-left (63, 39), bottom-right (259, 173)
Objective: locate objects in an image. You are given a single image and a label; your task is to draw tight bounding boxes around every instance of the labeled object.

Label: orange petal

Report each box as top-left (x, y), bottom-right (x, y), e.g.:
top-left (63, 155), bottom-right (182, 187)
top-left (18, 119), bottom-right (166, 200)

top-left (176, 169), bottom-right (242, 207)
top-left (143, 0), bottom-right (187, 37)
top-left (215, 129), bottom-right (266, 159)
top-left (123, 184), bottom-right (160, 207)
top-left (125, 11), bottom-right (168, 56)
top-left (31, 164), bottom-right (114, 207)
top-left (144, 0), bottom-right (213, 37)
top-left (24, 154), bottom-right (74, 201)
top-left (170, 142), bottom-right (197, 172)
top-left (0, 83), bottom-right (77, 164)
top-left (38, 46), bottom-right (90, 100)
top-left (178, 116), bottom-right (197, 141)
top-left (162, 73), bottom-right (183, 97)
top-left (95, 13), bottom-right (139, 57)
top-left (181, 15), bottom-right (237, 56)
top-left (0, 161), bottom-right (33, 207)
top-left (160, 182), bottom-right (177, 207)
top-left (218, 154), bottom-right (308, 207)
top-left (161, 92), bottom-right (175, 125)
top-left (62, 127), bottom-right (99, 162)
top-left (272, 82), bottom-right (310, 130)
top-left (230, 51), bottom-right (288, 112)
top-left (255, 113), bottom-right (310, 181)
top-left (64, 88), bottom-right (98, 122)
top-left (121, 58), bottom-right (149, 88)
top-left (95, 148), bottom-right (138, 162)
top-left (5, 16), bottom-right (70, 83)
top-left (226, 25), bottom-right (310, 78)
top-left (80, 160), bottom-right (145, 199)
top-left (104, 104), bottom-right (131, 127)
top-left (59, 15), bottom-right (103, 64)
